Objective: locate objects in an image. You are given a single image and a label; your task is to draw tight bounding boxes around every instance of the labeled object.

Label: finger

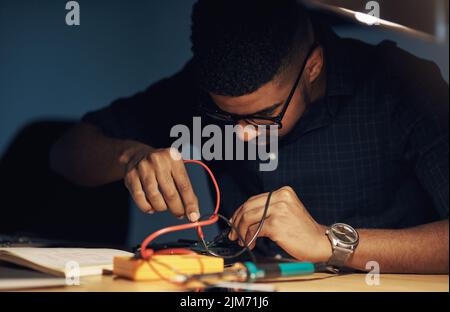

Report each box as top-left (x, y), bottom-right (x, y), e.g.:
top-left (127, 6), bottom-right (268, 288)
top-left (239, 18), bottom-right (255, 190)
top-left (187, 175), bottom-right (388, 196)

top-left (124, 169), bottom-right (153, 213)
top-left (229, 204), bottom-right (243, 241)
top-left (230, 193), bottom-right (270, 223)
top-left (172, 159), bottom-right (200, 222)
top-left (136, 161), bottom-right (166, 212)
top-left (244, 223), bottom-right (268, 250)
top-left (230, 194), bottom-right (270, 240)
top-left (153, 161), bottom-right (184, 217)
top-left (235, 206), bottom-right (268, 245)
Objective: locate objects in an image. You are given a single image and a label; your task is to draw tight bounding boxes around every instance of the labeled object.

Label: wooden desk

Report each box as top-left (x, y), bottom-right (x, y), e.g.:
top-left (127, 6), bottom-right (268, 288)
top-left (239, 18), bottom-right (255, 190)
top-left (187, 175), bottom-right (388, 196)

top-left (30, 273), bottom-right (449, 292)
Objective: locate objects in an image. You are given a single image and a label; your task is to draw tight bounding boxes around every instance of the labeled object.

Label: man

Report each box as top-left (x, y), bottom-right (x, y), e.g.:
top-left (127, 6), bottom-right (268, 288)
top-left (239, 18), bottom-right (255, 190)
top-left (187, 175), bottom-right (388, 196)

top-left (50, 0), bottom-right (449, 273)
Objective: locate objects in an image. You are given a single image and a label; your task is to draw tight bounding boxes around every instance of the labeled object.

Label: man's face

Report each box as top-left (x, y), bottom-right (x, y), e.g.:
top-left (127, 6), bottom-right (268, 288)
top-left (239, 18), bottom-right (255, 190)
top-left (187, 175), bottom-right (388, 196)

top-left (209, 45), bottom-right (324, 142)
top-left (210, 72), bottom-right (309, 141)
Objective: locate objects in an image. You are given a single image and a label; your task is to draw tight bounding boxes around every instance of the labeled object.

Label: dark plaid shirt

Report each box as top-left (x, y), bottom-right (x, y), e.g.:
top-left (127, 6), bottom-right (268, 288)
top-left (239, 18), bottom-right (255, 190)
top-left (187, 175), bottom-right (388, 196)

top-left (83, 28), bottom-right (449, 240)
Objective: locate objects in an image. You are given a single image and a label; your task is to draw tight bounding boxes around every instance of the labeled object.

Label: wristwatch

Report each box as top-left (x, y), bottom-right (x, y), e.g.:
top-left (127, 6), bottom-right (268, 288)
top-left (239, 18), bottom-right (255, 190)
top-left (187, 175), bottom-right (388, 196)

top-left (325, 223), bottom-right (359, 273)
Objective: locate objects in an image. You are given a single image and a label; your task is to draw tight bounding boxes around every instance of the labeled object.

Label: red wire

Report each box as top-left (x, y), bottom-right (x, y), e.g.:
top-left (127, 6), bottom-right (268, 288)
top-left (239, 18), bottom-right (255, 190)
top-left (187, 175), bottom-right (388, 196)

top-left (140, 160), bottom-right (221, 260)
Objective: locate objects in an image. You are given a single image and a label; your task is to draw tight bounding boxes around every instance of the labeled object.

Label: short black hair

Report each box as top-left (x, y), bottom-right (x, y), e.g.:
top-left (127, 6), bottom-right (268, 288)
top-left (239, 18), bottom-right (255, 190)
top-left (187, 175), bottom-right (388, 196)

top-left (191, 0), bottom-right (312, 97)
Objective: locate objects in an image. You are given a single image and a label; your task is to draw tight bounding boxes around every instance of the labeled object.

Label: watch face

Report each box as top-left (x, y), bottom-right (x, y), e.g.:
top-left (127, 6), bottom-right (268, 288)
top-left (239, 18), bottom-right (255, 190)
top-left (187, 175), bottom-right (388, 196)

top-left (331, 224), bottom-right (358, 244)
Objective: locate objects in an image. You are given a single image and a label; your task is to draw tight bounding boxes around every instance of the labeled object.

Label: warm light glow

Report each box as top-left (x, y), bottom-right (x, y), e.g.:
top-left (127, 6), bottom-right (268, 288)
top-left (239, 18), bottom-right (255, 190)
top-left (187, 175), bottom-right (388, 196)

top-left (354, 12), bottom-right (380, 26)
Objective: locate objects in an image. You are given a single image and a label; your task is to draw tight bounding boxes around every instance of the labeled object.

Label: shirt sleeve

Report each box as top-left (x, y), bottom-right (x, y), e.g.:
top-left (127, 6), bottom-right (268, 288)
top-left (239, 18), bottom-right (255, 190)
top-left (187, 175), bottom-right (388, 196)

top-left (82, 60), bottom-right (198, 148)
top-left (386, 44), bottom-right (449, 219)
top-left (408, 99), bottom-right (449, 220)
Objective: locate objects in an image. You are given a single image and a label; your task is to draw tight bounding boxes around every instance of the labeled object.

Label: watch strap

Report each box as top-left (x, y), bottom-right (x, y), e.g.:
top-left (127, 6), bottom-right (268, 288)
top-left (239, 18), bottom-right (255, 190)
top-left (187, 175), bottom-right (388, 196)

top-left (326, 246), bottom-right (353, 273)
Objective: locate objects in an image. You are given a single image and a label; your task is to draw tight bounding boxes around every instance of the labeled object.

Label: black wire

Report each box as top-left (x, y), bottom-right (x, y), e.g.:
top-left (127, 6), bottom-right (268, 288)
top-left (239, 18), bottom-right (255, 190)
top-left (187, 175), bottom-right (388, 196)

top-left (198, 191), bottom-right (274, 264)
top-left (198, 213), bottom-right (256, 263)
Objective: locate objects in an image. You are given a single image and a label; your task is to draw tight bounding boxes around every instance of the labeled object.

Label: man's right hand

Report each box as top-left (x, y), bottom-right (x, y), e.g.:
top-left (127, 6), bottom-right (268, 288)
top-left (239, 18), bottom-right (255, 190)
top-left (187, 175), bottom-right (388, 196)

top-left (123, 146), bottom-right (200, 222)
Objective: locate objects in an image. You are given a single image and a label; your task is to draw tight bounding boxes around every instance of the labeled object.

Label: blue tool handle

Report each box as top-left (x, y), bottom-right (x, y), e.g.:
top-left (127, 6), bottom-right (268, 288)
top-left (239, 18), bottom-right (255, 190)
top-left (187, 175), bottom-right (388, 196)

top-left (244, 261), bottom-right (315, 281)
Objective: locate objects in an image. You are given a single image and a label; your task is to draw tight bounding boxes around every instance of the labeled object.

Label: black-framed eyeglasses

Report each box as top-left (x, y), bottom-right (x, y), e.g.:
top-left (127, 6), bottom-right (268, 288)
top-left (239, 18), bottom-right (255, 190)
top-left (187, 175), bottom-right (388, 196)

top-left (198, 42), bottom-right (320, 129)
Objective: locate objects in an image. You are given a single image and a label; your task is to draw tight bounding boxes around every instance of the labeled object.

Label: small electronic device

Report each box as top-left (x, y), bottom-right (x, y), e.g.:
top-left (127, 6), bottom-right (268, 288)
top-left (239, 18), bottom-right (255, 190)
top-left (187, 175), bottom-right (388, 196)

top-left (113, 254), bottom-right (224, 281)
top-left (132, 237), bottom-right (253, 265)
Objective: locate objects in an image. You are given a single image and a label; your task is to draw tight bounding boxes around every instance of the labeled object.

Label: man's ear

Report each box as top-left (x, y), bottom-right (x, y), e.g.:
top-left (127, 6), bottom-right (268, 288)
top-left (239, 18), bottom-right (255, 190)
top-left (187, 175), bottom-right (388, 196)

top-left (306, 47), bottom-right (324, 83)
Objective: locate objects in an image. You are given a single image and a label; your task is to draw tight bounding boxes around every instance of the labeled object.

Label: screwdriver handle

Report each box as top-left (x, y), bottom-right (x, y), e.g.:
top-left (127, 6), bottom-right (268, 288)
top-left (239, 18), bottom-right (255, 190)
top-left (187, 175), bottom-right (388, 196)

top-left (243, 261), bottom-right (315, 281)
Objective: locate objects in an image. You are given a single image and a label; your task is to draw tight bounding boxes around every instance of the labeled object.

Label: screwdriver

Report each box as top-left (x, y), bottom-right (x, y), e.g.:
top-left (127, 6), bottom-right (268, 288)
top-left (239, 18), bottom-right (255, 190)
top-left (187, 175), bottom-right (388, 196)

top-left (180, 261), bottom-right (325, 285)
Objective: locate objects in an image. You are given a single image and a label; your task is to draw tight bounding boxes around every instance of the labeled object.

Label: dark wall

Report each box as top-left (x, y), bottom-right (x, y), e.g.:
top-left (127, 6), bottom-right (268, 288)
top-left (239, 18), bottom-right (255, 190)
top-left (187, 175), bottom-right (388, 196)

top-left (0, 0), bottom-right (196, 153)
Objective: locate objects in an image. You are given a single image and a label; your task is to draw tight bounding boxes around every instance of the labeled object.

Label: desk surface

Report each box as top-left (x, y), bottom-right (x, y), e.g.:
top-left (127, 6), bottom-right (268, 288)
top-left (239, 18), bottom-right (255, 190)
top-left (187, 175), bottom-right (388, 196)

top-left (29, 273), bottom-right (449, 292)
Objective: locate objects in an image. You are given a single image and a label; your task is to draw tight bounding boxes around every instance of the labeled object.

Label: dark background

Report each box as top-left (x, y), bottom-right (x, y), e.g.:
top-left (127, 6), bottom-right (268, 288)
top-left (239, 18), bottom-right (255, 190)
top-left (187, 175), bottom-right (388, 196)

top-left (0, 0), bottom-right (448, 247)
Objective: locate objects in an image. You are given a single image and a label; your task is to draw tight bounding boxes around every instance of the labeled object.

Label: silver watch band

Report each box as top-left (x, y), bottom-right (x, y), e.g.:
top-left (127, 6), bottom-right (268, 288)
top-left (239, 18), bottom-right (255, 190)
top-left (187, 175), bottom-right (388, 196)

top-left (326, 246), bottom-right (353, 272)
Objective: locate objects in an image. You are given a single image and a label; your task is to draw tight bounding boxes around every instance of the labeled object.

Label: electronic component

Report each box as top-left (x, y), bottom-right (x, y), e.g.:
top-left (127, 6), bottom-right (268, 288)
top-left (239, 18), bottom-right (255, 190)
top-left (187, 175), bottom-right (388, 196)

top-left (113, 254), bottom-right (224, 281)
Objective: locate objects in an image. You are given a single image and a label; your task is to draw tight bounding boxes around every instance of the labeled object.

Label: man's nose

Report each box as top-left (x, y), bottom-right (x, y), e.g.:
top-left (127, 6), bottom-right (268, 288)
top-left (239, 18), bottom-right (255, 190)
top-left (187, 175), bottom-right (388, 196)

top-left (236, 121), bottom-right (260, 141)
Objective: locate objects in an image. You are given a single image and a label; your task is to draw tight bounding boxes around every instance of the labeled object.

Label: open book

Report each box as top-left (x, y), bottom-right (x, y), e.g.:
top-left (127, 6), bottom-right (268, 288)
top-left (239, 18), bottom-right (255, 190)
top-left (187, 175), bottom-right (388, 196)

top-left (0, 248), bottom-right (133, 277)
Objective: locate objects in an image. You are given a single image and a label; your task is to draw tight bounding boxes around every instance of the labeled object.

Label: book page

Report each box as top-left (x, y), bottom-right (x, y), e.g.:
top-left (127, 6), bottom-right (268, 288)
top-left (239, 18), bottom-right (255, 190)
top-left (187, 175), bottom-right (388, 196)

top-left (0, 248), bottom-right (133, 276)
